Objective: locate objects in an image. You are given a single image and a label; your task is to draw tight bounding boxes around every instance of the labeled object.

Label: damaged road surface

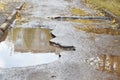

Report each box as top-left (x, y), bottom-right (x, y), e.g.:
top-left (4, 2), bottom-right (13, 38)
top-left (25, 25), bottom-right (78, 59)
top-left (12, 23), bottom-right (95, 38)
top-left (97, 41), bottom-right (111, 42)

top-left (0, 27), bottom-right (61, 68)
top-left (0, 0), bottom-right (120, 80)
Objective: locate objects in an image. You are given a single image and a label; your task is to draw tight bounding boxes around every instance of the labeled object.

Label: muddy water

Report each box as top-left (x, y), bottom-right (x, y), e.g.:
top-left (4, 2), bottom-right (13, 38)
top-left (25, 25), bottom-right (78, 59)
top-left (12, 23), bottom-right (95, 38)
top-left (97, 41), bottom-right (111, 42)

top-left (86, 54), bottom-right (120, 76)
top-left (10, 28), bottom-right (58, 53)
top-left (0, 28), bottom-right (60, 68)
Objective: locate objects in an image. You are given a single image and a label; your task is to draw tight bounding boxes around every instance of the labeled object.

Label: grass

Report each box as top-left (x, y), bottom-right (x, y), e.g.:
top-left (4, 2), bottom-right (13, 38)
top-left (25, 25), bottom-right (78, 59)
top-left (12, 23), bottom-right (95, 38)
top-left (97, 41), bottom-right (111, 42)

top-left (70, 8), bottom-right (88, 16)
top-left (84, 0), bottom-right (120, 17)
top-left (76, 26), bottom-right (120, 35)
top-left (66, 19), bottom-right (103, 23)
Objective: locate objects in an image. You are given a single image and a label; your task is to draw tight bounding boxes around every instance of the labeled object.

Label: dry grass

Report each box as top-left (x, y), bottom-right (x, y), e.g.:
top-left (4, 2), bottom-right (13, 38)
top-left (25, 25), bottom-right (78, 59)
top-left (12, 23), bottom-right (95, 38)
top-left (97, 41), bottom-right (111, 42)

top-left (70, 8), bottom-right (88, 16)
top-left (0, 3), bottom-right (5, 10)
top-left (76, 26), bottom-right (120, 35)
top-left (66, 19), bottom-right (103, 23)
top-left (85, 0), bottom-right (120, 17)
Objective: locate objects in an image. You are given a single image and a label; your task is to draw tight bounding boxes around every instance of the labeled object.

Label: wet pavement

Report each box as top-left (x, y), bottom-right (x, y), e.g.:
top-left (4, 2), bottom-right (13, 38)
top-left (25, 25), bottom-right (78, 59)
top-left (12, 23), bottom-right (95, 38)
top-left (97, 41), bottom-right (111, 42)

top-left (0, 0), bottom-right (120, 80)
top-left (85, 54), bottom-right (120, 76)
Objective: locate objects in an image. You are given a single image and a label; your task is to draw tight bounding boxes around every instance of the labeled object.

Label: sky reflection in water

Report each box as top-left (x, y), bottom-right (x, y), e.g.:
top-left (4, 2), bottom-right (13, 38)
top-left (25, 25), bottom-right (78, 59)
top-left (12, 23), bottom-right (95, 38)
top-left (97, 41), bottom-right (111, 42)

top-left (0, 28), bottom-right (59, 68)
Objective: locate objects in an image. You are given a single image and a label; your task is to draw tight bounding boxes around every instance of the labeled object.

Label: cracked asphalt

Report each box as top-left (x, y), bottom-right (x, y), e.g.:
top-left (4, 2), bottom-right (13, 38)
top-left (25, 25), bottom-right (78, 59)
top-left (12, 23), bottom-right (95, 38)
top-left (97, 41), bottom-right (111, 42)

top-left (0, 0), bottom-right (120, 80)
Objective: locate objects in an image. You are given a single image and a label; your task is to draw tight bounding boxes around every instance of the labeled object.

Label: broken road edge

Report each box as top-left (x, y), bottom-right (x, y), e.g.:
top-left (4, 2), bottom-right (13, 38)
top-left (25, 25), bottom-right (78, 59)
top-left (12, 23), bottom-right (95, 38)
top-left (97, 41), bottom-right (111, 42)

top-left (0, 2), bottom-right (26, 42)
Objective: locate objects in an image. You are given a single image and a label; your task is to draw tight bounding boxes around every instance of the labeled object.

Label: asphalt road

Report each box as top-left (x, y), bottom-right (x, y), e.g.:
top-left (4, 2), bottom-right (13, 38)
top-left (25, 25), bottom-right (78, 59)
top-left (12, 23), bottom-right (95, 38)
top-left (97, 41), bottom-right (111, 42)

top-left (0, 0), bottom-right (120, 80)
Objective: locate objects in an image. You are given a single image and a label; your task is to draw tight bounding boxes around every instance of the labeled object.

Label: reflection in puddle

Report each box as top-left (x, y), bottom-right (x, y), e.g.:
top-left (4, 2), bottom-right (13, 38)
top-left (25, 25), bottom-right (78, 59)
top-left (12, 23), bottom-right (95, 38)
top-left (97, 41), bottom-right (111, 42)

top-left (0, 41), bottom-right (58, 68)
top-left (76, 27), bottom-right (120, 35)
top-left (0, 28), bottom-right (60, 68)
top-left (86, 54), bottom-right (120, 76)
top-left (10, 28), bottom-right (59, 53)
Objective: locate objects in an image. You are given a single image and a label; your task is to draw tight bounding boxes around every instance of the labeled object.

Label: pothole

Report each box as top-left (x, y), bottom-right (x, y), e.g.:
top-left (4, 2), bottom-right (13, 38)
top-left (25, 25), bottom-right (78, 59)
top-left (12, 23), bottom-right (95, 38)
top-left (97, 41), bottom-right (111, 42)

top-left (85, 54), bottom-right (120, 76)
top-left (11, 28), bottom-right (58, 53)
top-left (0, 27), bottom-right (62, 68)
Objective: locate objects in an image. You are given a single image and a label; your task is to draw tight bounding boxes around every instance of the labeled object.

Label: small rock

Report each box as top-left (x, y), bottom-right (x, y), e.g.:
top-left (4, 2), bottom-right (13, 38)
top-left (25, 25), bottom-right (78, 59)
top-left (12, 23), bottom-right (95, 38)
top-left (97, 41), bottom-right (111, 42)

top-left (51, 75), bottom-right (56, 78)
top-left (59, 54), bottom-right (61, 58)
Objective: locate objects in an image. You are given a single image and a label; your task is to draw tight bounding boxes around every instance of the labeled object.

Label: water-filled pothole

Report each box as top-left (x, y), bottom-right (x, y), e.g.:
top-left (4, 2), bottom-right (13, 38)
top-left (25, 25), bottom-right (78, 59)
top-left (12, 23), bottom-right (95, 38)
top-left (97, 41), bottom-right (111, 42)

top-left (85, 54), bottom-right (120, 76)
top-left (0, 28), bottom-right (61, 68)
top-left (11, 28), bottom-right (58, 53)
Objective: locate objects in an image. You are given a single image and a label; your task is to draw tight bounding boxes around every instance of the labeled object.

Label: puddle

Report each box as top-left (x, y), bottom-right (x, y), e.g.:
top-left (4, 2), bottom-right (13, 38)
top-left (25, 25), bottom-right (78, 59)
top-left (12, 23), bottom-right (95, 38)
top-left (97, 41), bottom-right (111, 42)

top-left (76, 27), bottom-right (120, 35)
top-left (10, 28), bottom-right (60, 53)
top-left (85, 54), bottom-right (120, 76)
top-left (0, 28), bottom-right (61, 68)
